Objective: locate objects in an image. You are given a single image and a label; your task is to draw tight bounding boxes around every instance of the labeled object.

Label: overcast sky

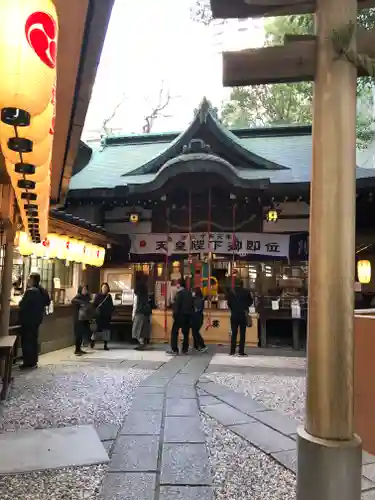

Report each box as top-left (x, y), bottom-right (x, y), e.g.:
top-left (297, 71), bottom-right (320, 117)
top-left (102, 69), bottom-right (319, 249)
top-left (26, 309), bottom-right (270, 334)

top-left (83, 0), bottom-right (264, 138)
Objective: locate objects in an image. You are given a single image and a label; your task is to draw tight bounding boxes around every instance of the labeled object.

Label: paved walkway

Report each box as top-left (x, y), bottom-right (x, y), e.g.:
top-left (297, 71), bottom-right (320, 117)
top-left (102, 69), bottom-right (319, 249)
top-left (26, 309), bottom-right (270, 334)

top-left (100, 354), bottom-right (214, 500)
top-left (1, 346), bottom-right (374, 499)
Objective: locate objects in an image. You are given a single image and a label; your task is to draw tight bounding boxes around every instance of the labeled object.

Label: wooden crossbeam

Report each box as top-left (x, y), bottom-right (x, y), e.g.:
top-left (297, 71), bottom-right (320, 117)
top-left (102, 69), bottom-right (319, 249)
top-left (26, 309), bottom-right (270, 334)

top-left (223, 29), bottom-right (375, 86)
top-left (210, 0), bottom-right (375, 18)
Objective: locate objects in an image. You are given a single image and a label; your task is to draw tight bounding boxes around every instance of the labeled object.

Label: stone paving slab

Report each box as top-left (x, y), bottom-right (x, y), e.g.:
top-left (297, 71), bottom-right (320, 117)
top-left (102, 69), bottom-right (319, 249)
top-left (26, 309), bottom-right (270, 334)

top-left (159, 486), bottom-right (214, 500)
top-left (131, 393), bottom-right (165, 411)
top-left (253, 409), bottom-right (298, 435)
top-left (101, 472), bottom-right (156, 500)
top-left (170, 374), bottom-right (198, 385)
top-left (363, 477), bottom-right (375, 492)
top-left (135, 386), bottom-right (166, 395)
top-left (139, 377), bottom-right (170, 388)
top-left (110, 435), bottom-right (160, 472)
top-left (0, 425), bottom-right (109, 474)
top-left (197, 382), bottom-right (230, 397)
top-left (120, 410), bottom-right (163, 435)
top-left (217, 391), bottom-right (268, 415)
top-left (166, 398), bottom-right (200, 416)
top-left (202, 403), bottom-right (254, 426)
top-left (363, 464), bottom-right (375, 482)
top-left (199, 395), bottom-right (222, 406)
top-left (271, 449), bottom-right (297, 473)
top-left (96, 423), bottom-right (119, 442)
top-left (230, 422), bottom-right (296, 454)
top-left (363, 490), bottom-right (375, 499)
top-left (161, 443), bottom-right (212, 485)
top-left (164, 416), bottom-right (205, 443)
top-left (167, 385), bottom-right (197, 399)
top-left (364, 452), bottom-right (375, 465)
top-left (103, 440), bottom-right (115, 455)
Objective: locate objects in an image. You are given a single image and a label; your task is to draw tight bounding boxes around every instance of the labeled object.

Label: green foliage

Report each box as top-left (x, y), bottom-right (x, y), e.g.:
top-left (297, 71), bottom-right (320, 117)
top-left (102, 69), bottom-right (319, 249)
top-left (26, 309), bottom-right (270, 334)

top-left (220, 11), bottom-right (375, 149)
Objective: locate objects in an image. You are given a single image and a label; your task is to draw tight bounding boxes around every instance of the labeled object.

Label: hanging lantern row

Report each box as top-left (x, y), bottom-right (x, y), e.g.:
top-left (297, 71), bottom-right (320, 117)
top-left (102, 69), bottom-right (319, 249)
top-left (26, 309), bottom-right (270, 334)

top-left (16, 231), bottom-right (106, 267)
top-left (0, 0), bottom-right (59, 243)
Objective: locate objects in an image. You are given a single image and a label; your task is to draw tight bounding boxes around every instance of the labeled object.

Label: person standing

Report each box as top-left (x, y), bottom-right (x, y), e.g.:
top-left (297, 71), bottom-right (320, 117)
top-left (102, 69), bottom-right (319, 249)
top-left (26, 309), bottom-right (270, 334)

top-left (72, 285), bottom-right (92, 356)
top-left (92, 283), bottom-right (114, 351)
top-left (167, 278), bottom-right (193, 355)
top-left (191, 287), bottom-right (208, 353)
top-left (227, 280), bottom-right (253, 357)
top-left (19, 273), bottom-right (51, 369)
top-left (132, 276), bottom-right (151, 350)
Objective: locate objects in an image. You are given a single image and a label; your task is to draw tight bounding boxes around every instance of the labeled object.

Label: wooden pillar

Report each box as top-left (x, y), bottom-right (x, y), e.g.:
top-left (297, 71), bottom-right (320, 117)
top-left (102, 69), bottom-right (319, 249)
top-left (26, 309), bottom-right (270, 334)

top-left (306, 0), bottom-right (357, 441)
top-left (297, 0), bottom-right (362, 499)
top-left (0, 186), bottom-right (15, 337)
top-left (0, 226), bottom-right (15, 336)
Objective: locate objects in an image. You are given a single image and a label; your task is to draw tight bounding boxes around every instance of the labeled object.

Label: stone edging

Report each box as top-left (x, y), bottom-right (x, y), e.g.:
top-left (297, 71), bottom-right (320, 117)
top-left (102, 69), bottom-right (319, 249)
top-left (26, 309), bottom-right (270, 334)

top-left (197, 379), bottom-right (375, 495)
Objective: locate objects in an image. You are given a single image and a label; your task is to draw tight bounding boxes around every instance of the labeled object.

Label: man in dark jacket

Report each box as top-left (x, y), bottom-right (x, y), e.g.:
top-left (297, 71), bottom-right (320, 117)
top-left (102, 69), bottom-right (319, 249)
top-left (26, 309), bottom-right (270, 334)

top-left (227, 280), bottom-right (253, 357)
top-left (168, 278), bottom-right (193, 355)
top-left (19, 273), bottom-right (51, 369)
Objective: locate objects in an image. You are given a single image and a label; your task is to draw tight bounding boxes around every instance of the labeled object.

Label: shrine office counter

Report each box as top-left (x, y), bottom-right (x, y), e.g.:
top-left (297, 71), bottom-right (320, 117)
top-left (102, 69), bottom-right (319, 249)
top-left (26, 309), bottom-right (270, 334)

top-left (151, 309), bottom-right (259, 347)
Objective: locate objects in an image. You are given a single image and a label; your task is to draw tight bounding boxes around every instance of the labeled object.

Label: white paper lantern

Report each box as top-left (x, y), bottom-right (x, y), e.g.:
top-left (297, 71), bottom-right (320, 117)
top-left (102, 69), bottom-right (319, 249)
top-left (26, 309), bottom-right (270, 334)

top-left (0, 0), bottom-right (58, 120)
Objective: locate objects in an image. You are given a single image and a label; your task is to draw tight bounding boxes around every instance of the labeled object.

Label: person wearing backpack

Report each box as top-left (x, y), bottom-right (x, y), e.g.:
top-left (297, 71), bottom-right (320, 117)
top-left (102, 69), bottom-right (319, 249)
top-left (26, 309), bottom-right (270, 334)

top-left (191, 287), bottom-right (208, 353)
top-left (71, 285), bottom-right (92, 356)
top-left (227, 280), bottom-right (253, 357)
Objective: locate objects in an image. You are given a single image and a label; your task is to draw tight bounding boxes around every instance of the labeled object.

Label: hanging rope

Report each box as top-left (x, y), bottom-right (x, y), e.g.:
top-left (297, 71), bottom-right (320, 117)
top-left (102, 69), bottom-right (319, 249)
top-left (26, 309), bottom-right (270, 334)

top-left (187, 190), bottom-right (192, 291)
top-left (206, 187), bottom-right (212, 331)
top-left (231, 202), bottom-right (237, 290)
top-left (164, 205), bottom-right (169, 336)
top-left (331, 22), bottom-right (375, 77)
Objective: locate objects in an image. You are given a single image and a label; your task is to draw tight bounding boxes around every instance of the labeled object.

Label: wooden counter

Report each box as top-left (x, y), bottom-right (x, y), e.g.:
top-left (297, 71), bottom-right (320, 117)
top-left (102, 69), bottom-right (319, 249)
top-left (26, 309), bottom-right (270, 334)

top-left (354, 313), bottom-right (375, 454)
top-left (10, 304), bottom-right (75, 355)
top-left (151, 309), bottom-right (259, 347)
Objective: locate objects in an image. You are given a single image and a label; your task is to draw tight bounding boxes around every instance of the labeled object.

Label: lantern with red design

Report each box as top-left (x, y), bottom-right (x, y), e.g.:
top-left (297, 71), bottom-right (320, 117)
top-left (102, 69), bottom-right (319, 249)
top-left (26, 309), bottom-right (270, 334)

top-left (0, 0), bottom-right (58, 121)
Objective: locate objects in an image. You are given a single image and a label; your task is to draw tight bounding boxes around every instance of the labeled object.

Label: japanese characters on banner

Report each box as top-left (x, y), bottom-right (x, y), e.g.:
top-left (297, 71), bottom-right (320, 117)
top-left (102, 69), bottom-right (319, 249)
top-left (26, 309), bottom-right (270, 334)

top-left (131, 232), bottom-right (291, 258)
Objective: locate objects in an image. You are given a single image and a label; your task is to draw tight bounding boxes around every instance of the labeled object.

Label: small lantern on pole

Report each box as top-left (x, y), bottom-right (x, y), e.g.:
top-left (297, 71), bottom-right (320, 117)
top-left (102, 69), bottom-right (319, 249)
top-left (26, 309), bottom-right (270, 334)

top-left (357, 260), bottom-right (371, 284)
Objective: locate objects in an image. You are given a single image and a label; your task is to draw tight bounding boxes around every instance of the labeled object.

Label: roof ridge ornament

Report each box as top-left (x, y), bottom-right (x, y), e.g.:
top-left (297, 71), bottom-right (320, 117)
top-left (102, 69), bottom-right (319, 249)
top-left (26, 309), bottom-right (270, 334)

top-left (182, 139), bottom-right (211, 154)
top-left (198, 96), bottom-right (211, 124)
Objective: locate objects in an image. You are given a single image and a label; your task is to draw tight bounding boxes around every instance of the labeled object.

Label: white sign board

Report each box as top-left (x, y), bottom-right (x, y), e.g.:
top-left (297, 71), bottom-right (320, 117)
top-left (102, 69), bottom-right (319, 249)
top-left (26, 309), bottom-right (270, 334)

top-left (130, 232), bottom-right (290, 258)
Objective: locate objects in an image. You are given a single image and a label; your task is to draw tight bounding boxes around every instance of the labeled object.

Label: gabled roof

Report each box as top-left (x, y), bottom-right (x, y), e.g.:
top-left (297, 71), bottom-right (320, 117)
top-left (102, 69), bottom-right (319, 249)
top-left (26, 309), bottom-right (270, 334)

top-left (69, 98), bottom-right (375, 197)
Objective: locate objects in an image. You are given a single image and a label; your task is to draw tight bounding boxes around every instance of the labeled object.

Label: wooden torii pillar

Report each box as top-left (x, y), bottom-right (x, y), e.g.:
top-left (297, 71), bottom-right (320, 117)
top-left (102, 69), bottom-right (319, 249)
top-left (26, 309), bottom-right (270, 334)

top-left (210, 1), bottom-right (375, 499)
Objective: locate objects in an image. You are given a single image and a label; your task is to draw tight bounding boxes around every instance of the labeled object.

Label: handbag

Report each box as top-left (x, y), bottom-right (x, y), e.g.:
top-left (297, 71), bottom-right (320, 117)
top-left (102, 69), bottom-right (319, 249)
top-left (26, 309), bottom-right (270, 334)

top-left (246, 315), bottom-right (253, 328)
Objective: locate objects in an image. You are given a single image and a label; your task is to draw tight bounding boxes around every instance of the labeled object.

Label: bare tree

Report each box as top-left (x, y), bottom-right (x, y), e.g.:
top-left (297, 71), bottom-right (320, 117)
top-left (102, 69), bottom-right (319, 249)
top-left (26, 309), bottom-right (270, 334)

top-left (142, 83), bottom-right (174, 133)
top-left (101, 93), bottom-right (127, 137)
top-left (190, 0), bottom-right (213, 25)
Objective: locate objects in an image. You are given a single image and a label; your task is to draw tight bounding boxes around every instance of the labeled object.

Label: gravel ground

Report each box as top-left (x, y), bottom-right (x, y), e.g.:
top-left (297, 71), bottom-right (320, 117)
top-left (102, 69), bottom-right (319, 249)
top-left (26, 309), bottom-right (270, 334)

top-left (0, 465), bottom-right (107, 500)
top-left (0, 364), bottom-right (151, 432)
top-left (202, 414), bottom-right (296, 500)
top-left (203, 371), bottom-right (305, 422)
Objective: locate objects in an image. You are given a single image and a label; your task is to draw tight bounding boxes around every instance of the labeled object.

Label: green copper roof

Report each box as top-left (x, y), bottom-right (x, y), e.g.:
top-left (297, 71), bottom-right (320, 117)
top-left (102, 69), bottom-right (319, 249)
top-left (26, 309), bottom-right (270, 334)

top-left (69, 98), bottom-right (375, 194)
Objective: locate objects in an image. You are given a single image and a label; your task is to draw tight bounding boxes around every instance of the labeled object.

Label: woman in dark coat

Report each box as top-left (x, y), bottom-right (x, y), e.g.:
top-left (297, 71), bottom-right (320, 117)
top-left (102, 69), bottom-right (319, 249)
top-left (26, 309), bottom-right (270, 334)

top-left (191, 287), bottom-right (208, 353)
top-left (92, 282), bottom-right (114, 351)
top-left (71, 285), bottom-right (92, 355)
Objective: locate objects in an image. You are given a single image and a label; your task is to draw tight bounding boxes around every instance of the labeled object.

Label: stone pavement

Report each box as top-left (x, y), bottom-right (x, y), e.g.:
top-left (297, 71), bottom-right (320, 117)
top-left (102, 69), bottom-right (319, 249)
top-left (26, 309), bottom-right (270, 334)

top-left (1, 346), bottom-right (374, 499)
top-left (99, 354), bottom-right (214, 500)
top-left (197, 377), bottom-right (375, 497)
